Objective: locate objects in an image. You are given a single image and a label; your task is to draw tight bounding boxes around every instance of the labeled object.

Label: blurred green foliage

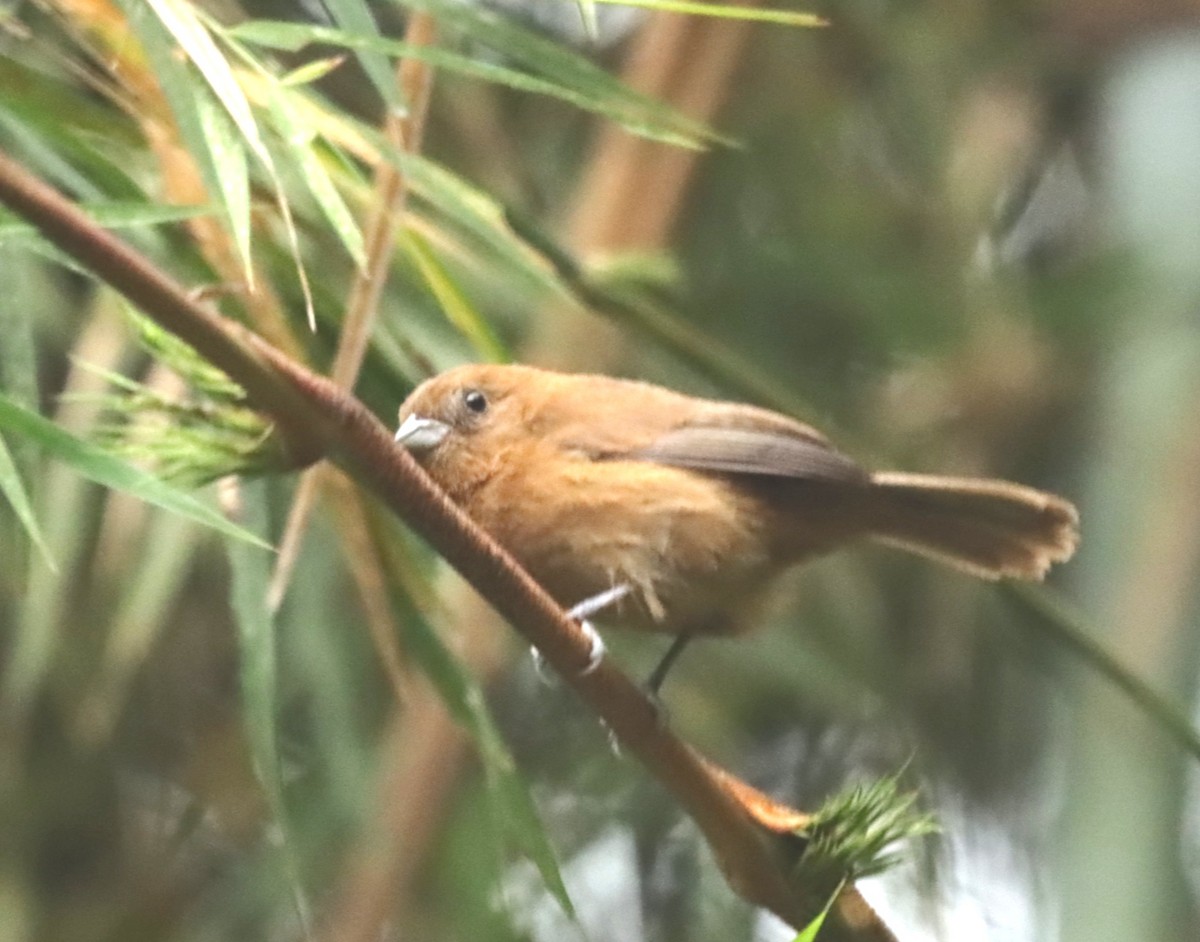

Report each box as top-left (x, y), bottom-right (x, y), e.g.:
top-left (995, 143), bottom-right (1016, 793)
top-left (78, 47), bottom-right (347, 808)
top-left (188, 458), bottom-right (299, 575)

top-left (1, 2), bottom-right (1199, 941)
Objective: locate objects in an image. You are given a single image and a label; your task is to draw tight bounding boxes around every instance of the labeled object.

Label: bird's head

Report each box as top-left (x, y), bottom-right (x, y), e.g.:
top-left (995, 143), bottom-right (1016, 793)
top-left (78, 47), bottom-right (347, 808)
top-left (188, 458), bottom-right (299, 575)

top-left (395, 364), bottom-right (554, 494)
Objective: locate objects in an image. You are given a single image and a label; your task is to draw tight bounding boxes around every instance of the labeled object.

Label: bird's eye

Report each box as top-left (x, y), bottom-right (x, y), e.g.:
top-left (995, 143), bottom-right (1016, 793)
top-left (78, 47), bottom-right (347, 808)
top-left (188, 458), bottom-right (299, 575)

top-left (463, 389), bottom-right (488, 414)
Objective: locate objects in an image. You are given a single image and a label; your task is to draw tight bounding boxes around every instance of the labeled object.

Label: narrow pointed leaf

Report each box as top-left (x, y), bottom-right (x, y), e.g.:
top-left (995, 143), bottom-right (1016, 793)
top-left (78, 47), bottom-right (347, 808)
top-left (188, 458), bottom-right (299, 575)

top-left (0, 394), bottom-right (270, 549)
top-left (594, 0), bottom-right (825, 28)
top-left (0, 202), bottom-right (214, 238)
top-left (229, 17), bottom-right (721, 148)
top-left (118, 0), bottom-right (254, 276)
top-left (397, 591), bottom-right (575, 918)
top-left (147, 0), bottom-right (271, 167)
top-left (263, 79), bottom-right (366, 266)
top-left (0, 433), bottom-right (55, 568)
top-left (322, 0), bottom-right (402, 109)
top-left (403, 229), bottom-right (508, 363)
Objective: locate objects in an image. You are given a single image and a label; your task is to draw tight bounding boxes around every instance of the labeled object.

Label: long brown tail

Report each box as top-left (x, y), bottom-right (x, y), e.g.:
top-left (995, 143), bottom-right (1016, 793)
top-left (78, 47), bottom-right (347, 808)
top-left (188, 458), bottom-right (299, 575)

top-left (865, 471), bottom-right (1079, 580)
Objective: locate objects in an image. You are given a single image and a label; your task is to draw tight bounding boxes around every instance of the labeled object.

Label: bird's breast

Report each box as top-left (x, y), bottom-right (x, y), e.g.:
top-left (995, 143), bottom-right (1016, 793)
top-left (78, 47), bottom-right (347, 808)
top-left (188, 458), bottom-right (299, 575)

top-left (460, 447), bottom-right (773, 635)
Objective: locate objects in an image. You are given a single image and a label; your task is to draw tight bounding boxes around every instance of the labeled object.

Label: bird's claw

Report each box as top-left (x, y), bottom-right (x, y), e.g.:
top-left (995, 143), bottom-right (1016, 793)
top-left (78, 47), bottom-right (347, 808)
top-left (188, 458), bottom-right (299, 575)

top-left (576, 618), bottom-right (606, 675)
top-left (529, 616), bottom-right (606, 681)
top-left (530, 645), bottom-right (552, 684)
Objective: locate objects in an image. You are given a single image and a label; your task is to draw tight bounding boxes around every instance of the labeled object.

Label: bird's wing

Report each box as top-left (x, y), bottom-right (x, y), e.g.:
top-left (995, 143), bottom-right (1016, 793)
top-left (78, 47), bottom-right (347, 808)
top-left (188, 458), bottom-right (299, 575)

top-left (625, 425), bottom-right (868, 485)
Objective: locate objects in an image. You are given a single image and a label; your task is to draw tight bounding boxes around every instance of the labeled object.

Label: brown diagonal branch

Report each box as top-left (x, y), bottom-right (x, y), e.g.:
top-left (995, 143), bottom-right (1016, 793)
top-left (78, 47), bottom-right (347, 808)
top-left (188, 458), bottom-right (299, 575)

top-left (0, 150), bottom-right (895, 942)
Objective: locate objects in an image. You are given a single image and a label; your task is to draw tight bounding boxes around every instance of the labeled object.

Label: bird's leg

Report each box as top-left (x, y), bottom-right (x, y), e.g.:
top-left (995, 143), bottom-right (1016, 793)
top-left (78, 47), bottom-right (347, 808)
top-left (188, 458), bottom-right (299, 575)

top-left (645, 632), bottom-right (692, 696)
top-left (531, 583), bottom-right (633, 679)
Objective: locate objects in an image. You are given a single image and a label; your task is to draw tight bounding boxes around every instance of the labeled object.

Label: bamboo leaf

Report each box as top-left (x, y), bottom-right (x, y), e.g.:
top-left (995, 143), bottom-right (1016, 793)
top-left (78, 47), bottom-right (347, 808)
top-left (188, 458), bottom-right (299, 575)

top-left (227, 479), bottom-right (313, 930)
top-left (147, 0), bottom-right (317, 324)
top-left (575, 0), bottom-right (599, 42)
top-left (0, 433), bottom-right (54, 569)
top-left (194, 89), bottom-right (253, 276)
top-left (146, 0), bottom-right (271, 167)
top-left (281, 55), bottom-right (349, 87)
top-left (322, 0), bottom-right (402, 108)
top-left (0, 202), bottom-right (214, 238)
top-left (261, 77), bottom-right (366, 267)
top-left (230, 17), bottom-right (722, 148)
top-left (0, 245), bottom-right (50, 568)
top-left (396, 588), bottom-right (575, 919)
top-left (594, 0), bottom-right (825, 28)
top-left (0, 393), bottom-right (270, 549)
top-left (403, 229), bottom-right (508, 363)
top-left (118, 0), bottom-right (254, 276)
top-left (401, 152), bottom-right (573, 301)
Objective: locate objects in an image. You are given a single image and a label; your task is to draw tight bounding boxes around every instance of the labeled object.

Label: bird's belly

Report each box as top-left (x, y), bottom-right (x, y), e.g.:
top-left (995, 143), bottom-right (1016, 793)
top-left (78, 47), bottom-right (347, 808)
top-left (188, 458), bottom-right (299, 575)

top-left (468, 460), bottom-right (773, 635)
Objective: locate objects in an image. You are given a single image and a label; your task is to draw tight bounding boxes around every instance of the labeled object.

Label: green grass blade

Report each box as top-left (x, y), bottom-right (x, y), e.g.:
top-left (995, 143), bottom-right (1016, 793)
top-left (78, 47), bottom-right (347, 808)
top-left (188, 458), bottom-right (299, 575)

top-left (152, 0), bottom-right (318, 324)
top-left (147, 0), bottom-right (271, 167)
top-left (322, 0), bottom-right (402, 109)
top-left (227, 479), bottom-right (313, 930)
top-left (0, 245), bottom-right (50, 568)
top-left (594, 0), bottom-right (825, 28)
top-left (0, 432), bottom-right (54, 569)
top-left (230, 17), bottom-right (721, 148)
top-left (400, 153), bottom-right (574, 301)
top-left (0, 202), bottom-right (214, 238)
top-left (1003, 582), bottom-right (1200, 763)
top-left (119, 0), bottom-right (253, 276)
top-left (397, 591), bottom-right (575, 919)
top-left (260, 78), bottom-right (366, 267)
top-left (792, 881), bottom-right (844, 942)
top-left (575, 0), bottom-right (599, 42)
top-left (0, 393), bottom-right (270, 549)
top-left (228, 480), bottom-right (282, 794)
top-left (194, 88), bottom-right (253, 275)
top-left (403, 229), bottom-right (508, 363)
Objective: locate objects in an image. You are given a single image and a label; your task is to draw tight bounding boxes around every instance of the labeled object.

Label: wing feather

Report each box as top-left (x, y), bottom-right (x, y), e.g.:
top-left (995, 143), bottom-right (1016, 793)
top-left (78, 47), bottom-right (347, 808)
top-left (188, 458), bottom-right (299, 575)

top-left (626, 426), bottom-right (867, 485)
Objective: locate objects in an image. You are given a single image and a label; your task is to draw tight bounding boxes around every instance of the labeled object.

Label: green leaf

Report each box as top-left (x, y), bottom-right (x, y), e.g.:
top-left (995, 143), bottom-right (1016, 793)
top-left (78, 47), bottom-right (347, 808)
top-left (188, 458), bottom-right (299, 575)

top-left (147, 0), bottom-right (271, 168)
top-left (400, 152), bottom-right (574, 302)
top-left (1003, 582), bottom-right (1200, 764)
top-left (194, 89), bottom-right (253, 277)
top-left (0, 433), bottom-right (54, 569)
top-left (281, 55), bottom-right (349, 87)
top-left (230, 16), bottom-right (722, 148)
top-left (595, 0), bottom-right (825, 28)
top-left (0, 393), bottom-right (270, 549)
top-left (118, 0), bottom-right (254, 276)
top-left (147, 0), bottom-right (317, 324)
top-left (403, 229), bottom-right (508, 363)
top-left (404, 0), bottom-right (726, 146)
top-left (228, 480), bottom-right (281, 793)
top-left (792, 881), bottom-right (844, 942)
top-left (395, 578), bottom-right (575, 918)
top-left (260, 77), bottom-right (367, 267)
top-left (0, 202), bottom-right (215, 238)
top-left (0, 244), bottom-right (50, 568)
top-left (322, 0), bottom-right (402, 109)
top-left (575, 0), bottom-right (599, 42)
top-left (227, 479), bottom-right (312, 929)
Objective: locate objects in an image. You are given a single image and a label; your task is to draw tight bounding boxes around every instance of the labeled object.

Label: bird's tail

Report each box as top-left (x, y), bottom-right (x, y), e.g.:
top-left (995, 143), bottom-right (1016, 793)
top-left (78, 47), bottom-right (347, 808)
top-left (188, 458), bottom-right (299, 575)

top-left (865, 471), bottom-right (1079, 580)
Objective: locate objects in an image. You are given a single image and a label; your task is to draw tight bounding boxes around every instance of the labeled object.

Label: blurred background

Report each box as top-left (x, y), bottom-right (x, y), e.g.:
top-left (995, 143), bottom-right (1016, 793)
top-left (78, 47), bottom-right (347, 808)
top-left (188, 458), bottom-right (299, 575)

top-left (1, 1), bottom-right (1199, 940)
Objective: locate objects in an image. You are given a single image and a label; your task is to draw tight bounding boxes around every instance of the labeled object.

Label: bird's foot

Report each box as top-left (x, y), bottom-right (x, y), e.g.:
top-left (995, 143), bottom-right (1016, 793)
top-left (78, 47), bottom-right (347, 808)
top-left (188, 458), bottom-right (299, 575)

top-left (530, 584), bottom-right (630, 681)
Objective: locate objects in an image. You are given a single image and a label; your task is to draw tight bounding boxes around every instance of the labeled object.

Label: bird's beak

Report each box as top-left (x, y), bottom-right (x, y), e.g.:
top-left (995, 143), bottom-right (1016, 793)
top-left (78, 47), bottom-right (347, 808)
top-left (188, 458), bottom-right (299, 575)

top-left (394, 414), bottom-right (451, 451)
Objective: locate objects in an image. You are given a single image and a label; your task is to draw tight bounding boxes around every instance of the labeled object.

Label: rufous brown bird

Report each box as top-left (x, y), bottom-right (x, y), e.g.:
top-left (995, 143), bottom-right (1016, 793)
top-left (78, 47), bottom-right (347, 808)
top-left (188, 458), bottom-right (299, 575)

top-left (395, 364), bottom-right (1078, 685)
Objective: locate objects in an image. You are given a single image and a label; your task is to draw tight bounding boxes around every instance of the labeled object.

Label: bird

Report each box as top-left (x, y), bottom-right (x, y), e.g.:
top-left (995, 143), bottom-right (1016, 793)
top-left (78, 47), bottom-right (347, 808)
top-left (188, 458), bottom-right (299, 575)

top-left (395, 364), bottom-right (1079, 688)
